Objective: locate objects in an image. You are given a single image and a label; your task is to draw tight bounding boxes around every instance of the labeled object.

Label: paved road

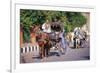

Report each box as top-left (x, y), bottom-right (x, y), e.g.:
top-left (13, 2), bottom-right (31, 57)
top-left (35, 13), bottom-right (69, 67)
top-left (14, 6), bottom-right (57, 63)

top-left (20, 45), bottom-right (90, 63)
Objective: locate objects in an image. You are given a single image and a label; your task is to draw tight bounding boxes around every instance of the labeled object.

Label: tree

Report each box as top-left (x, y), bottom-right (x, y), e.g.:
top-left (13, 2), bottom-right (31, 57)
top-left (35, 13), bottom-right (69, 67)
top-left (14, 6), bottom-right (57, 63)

top-left (20, 9), bottom-right (87, 42)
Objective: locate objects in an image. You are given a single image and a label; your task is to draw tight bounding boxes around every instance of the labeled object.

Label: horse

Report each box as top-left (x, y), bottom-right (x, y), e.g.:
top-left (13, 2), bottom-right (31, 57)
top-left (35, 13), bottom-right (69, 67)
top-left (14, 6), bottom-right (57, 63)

top-left (36, 32), bottom-right (51, 58)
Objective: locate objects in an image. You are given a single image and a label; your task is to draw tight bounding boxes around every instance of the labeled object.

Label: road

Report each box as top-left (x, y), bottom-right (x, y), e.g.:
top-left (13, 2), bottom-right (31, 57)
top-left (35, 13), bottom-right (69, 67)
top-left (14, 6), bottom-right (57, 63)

top-left (20, 45), bottom-right (90, 63)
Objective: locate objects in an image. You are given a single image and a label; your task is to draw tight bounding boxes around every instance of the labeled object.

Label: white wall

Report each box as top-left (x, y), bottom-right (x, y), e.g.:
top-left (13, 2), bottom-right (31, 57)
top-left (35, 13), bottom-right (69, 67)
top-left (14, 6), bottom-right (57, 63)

top-left (0, 0), bottom-right (100, 73)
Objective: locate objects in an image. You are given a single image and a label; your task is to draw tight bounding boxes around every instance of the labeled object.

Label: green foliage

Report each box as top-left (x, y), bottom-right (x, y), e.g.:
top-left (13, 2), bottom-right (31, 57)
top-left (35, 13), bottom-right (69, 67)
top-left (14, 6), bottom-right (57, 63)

top-left (20, 9), bottom-right (87, 42)
top-left (66, 12), bottom-right (87, 27)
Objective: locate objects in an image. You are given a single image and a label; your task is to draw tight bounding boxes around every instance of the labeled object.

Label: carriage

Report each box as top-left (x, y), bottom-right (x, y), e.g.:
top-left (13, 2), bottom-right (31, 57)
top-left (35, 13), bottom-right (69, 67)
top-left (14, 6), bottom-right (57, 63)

top-left (35, 21), bottom-right (66, 58)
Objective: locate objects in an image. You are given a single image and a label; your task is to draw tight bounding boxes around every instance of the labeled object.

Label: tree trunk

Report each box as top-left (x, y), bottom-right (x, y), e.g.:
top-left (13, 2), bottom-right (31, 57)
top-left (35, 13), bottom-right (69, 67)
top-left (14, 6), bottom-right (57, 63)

top-left (20, 29), bottom-right (23, 48)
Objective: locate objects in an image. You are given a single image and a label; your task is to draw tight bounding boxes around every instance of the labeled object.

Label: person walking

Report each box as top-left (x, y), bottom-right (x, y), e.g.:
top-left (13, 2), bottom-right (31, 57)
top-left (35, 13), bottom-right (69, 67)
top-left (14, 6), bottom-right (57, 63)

top-left (59, 30), bottom-right (67, 54)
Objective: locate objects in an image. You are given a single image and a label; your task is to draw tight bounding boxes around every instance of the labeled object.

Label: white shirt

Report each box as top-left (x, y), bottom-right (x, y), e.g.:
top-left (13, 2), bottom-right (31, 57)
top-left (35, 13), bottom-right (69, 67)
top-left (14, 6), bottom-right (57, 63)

top-left (42, 23), bottom-right (51, 33)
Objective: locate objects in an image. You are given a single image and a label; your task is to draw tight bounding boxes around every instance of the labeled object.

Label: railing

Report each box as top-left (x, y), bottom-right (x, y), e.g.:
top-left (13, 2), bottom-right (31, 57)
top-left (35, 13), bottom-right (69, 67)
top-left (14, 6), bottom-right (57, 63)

top-left (20, 45), bottom-right (39, 53)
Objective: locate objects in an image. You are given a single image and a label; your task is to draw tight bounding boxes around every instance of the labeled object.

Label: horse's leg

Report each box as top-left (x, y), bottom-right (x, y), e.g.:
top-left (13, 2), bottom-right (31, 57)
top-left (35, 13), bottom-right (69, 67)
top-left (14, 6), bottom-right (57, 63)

top-left (43, 46), bottom-right (46, 57)
top-left (45, 46), bottom-right (49, 57)
top-left (39, 47), bottom-right (42, 58)
top-left (42, 45), bottom-right (45, 58)
top-left (44, 44), bottom-right (48, 57)
top-left (39, 45), bottom-right (44, 59)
